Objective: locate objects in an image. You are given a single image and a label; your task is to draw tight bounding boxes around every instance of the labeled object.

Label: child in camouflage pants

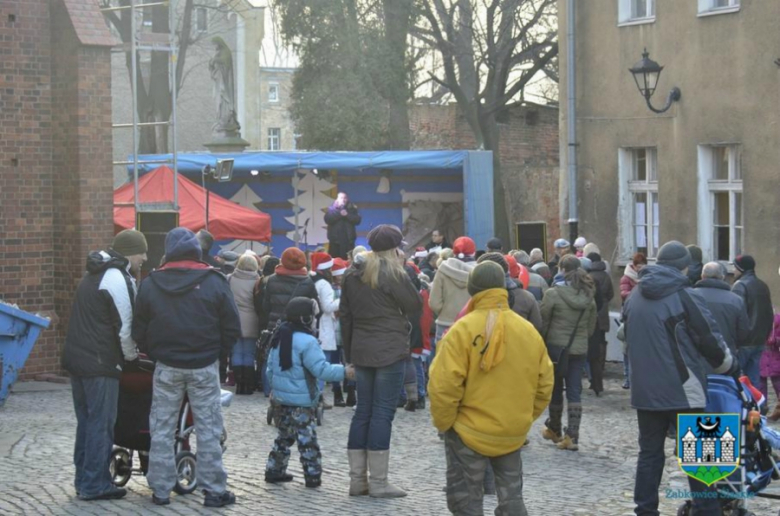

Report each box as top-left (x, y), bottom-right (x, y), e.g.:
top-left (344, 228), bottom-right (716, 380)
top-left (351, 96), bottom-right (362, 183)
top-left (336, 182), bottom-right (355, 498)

top-left (264, 297), bottom-right (354, 487)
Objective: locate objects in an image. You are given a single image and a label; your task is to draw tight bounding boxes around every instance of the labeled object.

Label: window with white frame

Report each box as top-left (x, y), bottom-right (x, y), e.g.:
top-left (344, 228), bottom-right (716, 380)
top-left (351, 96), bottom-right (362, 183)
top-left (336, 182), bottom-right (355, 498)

top-left (697, 145), bottom-right (742, 262)
top-left (142, 7), bottom-right (153, 27)
top-left (698, 0), bottom-right (739, 15)
top-left (267, 128), bottom-right (281, 151)
top-left (268, 83), bottom-right (279, 103)
top-left (618, 0), bottom-right (655, 25)
top-left (618, 147), bottom-right (659, 259)
top-left (196, 7), bottom-right (208, 33)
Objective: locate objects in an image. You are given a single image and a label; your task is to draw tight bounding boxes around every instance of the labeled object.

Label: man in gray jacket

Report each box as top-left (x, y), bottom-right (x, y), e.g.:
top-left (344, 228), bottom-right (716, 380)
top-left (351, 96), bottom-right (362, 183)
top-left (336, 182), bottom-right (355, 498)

top-left (623, 241), bottom-right (739, 516)
top-left (695, 262), bottom-right (750, 357)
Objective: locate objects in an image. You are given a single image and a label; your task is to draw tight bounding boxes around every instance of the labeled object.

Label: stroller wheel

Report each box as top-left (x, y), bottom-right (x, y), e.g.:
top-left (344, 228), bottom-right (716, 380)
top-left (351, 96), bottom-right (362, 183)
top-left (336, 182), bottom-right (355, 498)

top-left (173, 451), bottom-right (198, 495)
top-left (109, 448), bottom-right (132, 487)
top-left (267, 406), bottom-right (274, 426)
top-left (316, 405), bottom-right (324, 426)
top-left (676, 501), bottom-right (691, 516)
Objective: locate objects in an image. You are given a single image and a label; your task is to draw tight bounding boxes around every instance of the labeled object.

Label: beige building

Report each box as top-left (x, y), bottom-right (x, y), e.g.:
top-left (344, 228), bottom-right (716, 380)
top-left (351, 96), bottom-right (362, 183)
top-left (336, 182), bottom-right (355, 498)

top-left (559, 0), bottom-right (780, 294)
top-left (258, 67), bottom-right (297, 150)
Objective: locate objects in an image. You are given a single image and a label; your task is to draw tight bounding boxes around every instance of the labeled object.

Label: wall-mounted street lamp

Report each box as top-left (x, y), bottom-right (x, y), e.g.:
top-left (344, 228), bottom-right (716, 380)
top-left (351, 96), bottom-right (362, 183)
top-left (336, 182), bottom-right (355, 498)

top-left (629, 49), bottom-right (681, 114)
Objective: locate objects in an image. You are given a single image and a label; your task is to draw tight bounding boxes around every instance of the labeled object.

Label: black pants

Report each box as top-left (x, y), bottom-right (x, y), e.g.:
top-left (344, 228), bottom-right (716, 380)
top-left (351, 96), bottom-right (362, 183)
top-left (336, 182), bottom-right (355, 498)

top-left (328, 241), bottom-right (354, 260)
top-left (587, 329), bottom-right (606, 393)
top-left (634, 409), bottom-right (719, 516)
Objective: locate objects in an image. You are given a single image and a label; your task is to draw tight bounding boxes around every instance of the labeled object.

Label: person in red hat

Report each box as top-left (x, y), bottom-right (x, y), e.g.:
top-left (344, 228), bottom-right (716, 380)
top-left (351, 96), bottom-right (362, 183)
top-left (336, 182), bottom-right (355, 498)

top-left (260, 248), bottom-right (320, 396)
top-left (309, 252), bottom-right (347, 408)
top-left (429, 236), bottom-right (478, 361)
top-left (330, 257), bottom-right (356, 406)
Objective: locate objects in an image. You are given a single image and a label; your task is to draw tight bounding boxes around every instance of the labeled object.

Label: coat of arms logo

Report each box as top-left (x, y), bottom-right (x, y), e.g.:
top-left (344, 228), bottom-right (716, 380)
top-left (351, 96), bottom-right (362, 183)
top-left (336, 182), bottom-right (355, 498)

top-left (677, 413), bottom-right (741, 486)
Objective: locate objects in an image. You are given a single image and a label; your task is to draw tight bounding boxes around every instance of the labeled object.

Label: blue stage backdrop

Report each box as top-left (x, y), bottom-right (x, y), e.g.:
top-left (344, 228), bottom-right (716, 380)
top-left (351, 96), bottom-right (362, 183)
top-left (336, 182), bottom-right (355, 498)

top-left (128, 151), bottom-right (493, 258)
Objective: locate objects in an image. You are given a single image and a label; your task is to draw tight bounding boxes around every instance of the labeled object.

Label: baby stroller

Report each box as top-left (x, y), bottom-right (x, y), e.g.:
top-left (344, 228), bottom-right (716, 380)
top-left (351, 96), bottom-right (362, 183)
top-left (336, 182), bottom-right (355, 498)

top-left (677, 375), bottom-right (780, 516)
top-left (109, 356), bottom-right (233, 495)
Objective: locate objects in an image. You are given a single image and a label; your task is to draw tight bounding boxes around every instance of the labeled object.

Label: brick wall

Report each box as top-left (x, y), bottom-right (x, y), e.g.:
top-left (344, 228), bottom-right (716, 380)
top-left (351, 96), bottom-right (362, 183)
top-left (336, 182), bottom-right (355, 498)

top-left (410, 103), bottom-right (560, 250)
top-left (1, 0), bottom-right (115, 379)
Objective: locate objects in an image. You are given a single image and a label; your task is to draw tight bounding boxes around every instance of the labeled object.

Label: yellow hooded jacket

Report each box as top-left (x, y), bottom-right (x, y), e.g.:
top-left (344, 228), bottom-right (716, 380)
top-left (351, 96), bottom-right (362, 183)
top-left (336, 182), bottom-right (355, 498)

top-left (428, 288), bottom-right (554, 457)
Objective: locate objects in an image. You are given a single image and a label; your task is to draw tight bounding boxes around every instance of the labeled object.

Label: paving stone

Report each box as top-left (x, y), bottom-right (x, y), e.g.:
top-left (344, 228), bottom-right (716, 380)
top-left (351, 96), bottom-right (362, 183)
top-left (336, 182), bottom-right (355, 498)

top-left (1, 364), bottom-right (778, 515)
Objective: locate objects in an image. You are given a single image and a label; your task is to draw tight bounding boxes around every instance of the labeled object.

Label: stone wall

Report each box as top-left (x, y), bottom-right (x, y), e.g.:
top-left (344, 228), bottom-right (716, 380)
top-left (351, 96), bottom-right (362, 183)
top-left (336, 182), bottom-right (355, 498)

top-left (409, 103), bottom-right (560, 250)
top-left (1, 0), bottom-right (115, 379)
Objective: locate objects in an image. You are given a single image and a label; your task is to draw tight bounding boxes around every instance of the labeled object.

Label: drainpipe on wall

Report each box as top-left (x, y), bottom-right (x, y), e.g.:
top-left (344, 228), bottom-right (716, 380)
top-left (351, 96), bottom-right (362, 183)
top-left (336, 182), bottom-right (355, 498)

top-left (566, 0), bottom-right (578, 244)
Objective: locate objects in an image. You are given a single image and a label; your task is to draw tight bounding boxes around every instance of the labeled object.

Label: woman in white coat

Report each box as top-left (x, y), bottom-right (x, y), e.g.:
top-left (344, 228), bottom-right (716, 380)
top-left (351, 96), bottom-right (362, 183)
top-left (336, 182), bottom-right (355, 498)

top-left (310, 252), bottom-right (345, 407)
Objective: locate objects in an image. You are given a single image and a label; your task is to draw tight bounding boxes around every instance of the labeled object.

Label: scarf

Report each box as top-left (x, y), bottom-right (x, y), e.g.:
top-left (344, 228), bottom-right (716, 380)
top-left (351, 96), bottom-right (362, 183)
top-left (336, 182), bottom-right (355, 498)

top-left (271, 320), bottom-right (315, 371)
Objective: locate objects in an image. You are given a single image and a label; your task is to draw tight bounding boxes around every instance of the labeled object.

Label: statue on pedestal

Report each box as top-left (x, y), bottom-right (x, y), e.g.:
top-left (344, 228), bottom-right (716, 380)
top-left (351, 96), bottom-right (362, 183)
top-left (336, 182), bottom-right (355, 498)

top-left (209, 36), bottom-right (241, 138)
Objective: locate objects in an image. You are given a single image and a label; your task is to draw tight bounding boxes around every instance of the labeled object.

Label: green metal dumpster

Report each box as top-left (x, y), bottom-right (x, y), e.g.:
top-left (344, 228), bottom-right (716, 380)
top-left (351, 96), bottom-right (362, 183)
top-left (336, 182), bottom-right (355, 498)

top-left (0, 302), bottom-right (51, 407)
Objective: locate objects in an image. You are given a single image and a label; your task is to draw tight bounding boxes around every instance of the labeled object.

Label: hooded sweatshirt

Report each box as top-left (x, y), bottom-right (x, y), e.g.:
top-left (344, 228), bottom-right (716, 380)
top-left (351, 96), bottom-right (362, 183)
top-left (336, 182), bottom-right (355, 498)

top-left (429, 288), bottom-right (554, 457)
top-left (623, 265), bottom-right (734, 410)
top-left (133, 261), bottom-right (241, 369)
top-left (540, 283), bottom-right (597, 356)
top-left (429, 257), bottom-right (477, 326)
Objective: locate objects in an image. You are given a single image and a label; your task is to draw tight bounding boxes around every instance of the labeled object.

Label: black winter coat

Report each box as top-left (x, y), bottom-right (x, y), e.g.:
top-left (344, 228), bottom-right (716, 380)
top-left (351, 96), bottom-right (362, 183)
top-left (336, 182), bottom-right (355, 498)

top-left (262, 272), bottom-right (319, 330)
top-left (732, 271), bottom-right (774, 348)
top-left (132, 263), bottom-right (241, 369)
top-left (324, 202), bottom-right (361, 248)
top-left (340, 265), bottom-right (423, 368)
top-left (589, 261), bottom-right (615, 332)
top-left (62, 251), bottom-right (136, 379)
top-left (695, 278), bottom-right (749, 355)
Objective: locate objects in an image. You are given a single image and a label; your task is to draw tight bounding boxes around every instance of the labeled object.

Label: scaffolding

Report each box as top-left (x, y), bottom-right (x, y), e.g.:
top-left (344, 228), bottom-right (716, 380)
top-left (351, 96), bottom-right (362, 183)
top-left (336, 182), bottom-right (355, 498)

top-left (103, 0), bottom-right (179, 215)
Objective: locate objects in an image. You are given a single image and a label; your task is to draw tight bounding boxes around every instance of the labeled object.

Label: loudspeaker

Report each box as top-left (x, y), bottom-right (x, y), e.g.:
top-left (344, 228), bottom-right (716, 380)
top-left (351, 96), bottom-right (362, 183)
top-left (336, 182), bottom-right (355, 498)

top-left (136, 211), bottom-right (179, 273)
top-left (515, 222), bottom-right (548, 263)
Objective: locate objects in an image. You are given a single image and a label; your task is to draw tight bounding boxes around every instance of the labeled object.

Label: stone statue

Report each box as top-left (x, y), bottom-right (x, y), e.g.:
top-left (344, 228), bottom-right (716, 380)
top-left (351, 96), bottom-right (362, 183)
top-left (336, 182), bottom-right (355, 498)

top-left (209, 36), bottom-right (240, 137)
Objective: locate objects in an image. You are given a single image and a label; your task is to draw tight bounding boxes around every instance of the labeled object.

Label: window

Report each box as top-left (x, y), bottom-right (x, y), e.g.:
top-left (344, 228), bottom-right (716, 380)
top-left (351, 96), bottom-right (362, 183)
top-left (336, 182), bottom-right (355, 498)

top-left (267, 128), bottom-right (281, 151)
top-left (268, 83), bottom-right (279, 103)
top-left (142, 7), bottom-right (153, 27)
top-left (698, 0), bottom-right (739, 15)
top-left (697, 145), bottom-right (742, 262)
top-left (618, 148), bottom-right (659, 259)
top-left (196, 7), bottom-right (208, 33)
top-left (618, 0), bottom-right (655, 25)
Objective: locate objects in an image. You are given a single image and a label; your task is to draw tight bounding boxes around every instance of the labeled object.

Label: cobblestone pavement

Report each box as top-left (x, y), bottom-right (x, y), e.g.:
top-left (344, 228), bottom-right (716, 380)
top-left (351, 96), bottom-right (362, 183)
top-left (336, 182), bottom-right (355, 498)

top-left (1, 365), bottom-right (779, 515)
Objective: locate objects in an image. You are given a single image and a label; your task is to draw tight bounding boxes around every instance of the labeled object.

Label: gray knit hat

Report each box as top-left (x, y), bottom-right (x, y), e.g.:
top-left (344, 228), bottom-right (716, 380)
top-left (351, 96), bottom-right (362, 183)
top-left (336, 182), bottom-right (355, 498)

top-left (467, 261), bottom-right (506, 296)
top-left (657, 241), bottom-right (691, 270)
top-left (111, 229), bottom-right (148, 257)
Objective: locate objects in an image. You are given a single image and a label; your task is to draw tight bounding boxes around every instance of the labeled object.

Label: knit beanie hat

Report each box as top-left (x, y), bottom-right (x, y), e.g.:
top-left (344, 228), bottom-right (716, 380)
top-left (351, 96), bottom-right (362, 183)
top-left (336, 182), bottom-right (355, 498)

top-left (453, 237), bottom-right (477, 259)
top-left (554, 238), bottom-right (570, 249)
top-left (477, 252), bottom-right (509, 273)
top-left (686, 245), bottom-right (703, 264)
top-left (657, 241), bottom-right (691, 270)
top-left (111, 229), bottom-right (148, 257)
top-left (579, 257), bottom-right (592, 271)
top-left (486, 237), bottom-right (503, 252)
top-left (504, 255), bottom-right (521, 279)
top-left (310, 252), bottom-right (334, 271)
top-left (734, 255), bottom-right (756, 273)
top-left (164, 227), bottom-right (202, 262)
top-left (262, 256), bottom-right (280, 276)
top-left (468, 261), bottom-right (506, 296)
top-left (285, 296), bottom-right (317, 322)
top-left (586, 252), bottom-right (602, 263)
top-left (367, 225), bottom-right (405, 252)
top-left (574, 237), bottom-right (587, 248)
top-left (281, 248), bottom-right (307, 271)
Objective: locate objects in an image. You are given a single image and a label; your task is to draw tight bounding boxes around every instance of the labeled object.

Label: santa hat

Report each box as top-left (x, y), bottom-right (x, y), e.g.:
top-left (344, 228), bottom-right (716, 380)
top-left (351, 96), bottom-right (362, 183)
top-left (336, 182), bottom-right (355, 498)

top-left (414, 247), bottom-right (428, 259)
top-left (453, 237), bottom-right (476, 259)
top-left (310, 252), bottom-right (334, 272)
top-left (332, 257), bottom-right (347, 276)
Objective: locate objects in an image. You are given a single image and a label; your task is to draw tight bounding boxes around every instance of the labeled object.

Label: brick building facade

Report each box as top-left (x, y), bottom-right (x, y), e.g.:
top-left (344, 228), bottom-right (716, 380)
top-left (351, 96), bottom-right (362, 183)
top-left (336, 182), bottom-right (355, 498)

top-left (1, 0), bottom-right (115, 378)
top-left (410, 103), bottom-right (561, 252)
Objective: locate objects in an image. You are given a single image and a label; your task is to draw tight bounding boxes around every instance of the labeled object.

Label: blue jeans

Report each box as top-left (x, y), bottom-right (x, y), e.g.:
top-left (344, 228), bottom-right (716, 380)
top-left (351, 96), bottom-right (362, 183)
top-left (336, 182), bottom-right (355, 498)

top-left (551, 354), bottom-right (585, 405)
top-left (429, 323), bottom-right (450, 365)
top-left (739, 345), bottom-right (764, 388)
top-left (231, 337), bottom-right (256, 367)
top-left (347, 360), bottom-right (405, 450)
top-left (71, 376), bottom-right (119, 498)
top-left (413, 356), bottom-right (426, 398)
top-left (635, 409), bottom-right (718, 515)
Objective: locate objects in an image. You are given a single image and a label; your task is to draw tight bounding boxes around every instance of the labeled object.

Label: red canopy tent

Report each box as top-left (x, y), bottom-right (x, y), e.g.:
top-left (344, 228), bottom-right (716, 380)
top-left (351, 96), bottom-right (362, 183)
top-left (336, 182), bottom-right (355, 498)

top-left (114, 165), bottom-right (271, 241)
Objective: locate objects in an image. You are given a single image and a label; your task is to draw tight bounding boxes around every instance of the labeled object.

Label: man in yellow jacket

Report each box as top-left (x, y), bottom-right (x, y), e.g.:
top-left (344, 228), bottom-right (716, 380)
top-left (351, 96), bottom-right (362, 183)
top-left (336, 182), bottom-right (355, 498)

top-left (429, 261), bottom-right (554, 516)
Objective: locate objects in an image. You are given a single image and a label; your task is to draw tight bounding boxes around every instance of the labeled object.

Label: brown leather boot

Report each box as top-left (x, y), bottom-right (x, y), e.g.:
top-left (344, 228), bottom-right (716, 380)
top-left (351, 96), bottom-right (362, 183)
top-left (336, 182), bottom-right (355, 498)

top-left (768, 403), bottom-right (780, 422)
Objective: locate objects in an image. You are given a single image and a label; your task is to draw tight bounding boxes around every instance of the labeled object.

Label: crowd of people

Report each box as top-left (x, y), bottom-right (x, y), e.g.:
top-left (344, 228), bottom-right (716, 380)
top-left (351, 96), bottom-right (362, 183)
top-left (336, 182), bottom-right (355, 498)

top-left (60, 213), bottom-right (779, 515)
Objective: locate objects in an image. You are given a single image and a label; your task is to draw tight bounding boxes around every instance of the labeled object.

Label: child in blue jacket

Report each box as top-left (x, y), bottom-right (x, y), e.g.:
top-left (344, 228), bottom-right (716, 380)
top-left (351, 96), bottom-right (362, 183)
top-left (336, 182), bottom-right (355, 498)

top-left (265, 297), bottom-right (354, 487)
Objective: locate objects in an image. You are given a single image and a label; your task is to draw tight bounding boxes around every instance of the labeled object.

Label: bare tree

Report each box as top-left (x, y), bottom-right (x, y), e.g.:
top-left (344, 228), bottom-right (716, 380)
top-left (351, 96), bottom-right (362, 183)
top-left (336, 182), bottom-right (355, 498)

top-left (413, 0), bottom-right (558, 244)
